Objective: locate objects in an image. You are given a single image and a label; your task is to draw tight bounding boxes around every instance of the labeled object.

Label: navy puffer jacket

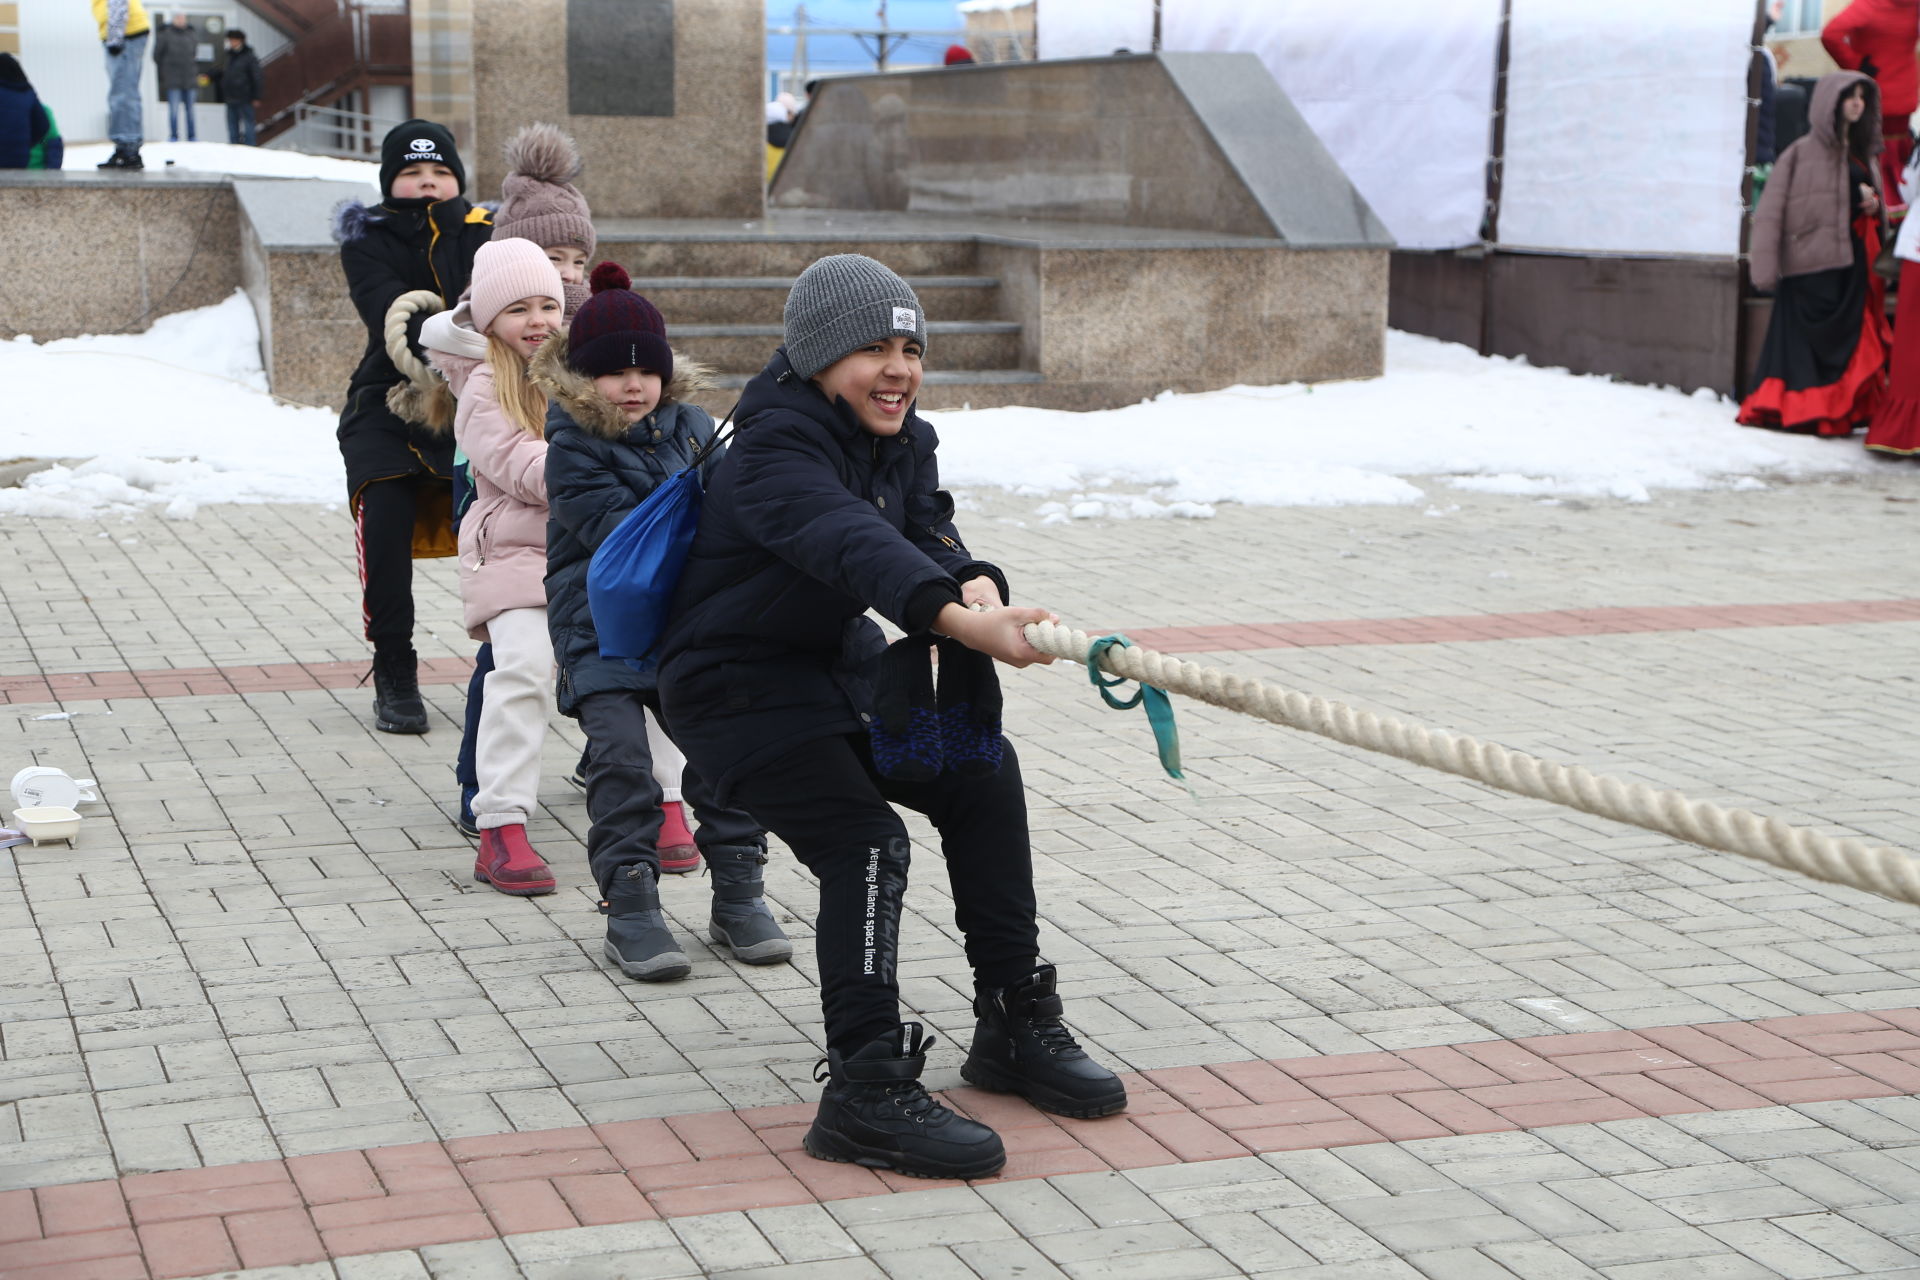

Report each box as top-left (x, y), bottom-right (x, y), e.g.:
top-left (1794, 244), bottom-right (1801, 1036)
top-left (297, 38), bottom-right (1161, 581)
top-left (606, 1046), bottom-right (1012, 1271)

top-left (656, 346), bottom-right (1004, 804)
top-left (530, 336), bottom-right (722, 717)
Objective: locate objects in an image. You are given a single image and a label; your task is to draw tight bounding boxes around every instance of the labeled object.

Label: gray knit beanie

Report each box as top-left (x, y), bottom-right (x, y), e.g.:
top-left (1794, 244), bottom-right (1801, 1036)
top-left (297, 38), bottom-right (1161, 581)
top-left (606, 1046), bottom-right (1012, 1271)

top-left (783, 254), bottom-right (927, 380)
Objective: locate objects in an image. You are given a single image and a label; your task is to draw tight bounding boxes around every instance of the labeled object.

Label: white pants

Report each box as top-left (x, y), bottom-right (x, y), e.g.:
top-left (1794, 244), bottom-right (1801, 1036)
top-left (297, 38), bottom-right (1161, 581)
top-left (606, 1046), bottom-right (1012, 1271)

top-left (473, 606), bottom-right (554, 829)
top-left (646, 708), bottom-right (684, 803)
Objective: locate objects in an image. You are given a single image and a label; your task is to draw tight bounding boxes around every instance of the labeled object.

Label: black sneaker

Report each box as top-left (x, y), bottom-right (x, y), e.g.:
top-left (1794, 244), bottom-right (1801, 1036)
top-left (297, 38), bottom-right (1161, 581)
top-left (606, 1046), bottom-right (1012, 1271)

top-left (961, 965), bottom-right (1127, 1118)
top-left (369, 646), bottom-right (428, 734)
top-left (804, 1023), bottom-right (1006, 1180)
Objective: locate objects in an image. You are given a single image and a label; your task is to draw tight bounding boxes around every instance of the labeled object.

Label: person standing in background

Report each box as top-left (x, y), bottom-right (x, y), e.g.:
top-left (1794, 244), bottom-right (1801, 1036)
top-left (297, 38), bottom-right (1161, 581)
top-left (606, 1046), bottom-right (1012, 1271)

top-left (152, 11), bottom-right (197, 142)
top-left (1823, 0), bottom-right (1919, 209)
top-left (1740, 74), bottom-right (1891, 437)
top-left (220, 28), bottom-right (262, 146)
top-left (0, 53), bottom-right (62, 170)
top-left (92, 0), bottom-right (151, 170)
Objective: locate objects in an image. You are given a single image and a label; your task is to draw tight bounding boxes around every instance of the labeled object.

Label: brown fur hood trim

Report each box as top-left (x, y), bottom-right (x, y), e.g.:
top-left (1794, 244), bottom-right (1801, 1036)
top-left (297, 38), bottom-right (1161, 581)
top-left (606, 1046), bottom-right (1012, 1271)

top-left (527, 333), bottom-right (717, 440)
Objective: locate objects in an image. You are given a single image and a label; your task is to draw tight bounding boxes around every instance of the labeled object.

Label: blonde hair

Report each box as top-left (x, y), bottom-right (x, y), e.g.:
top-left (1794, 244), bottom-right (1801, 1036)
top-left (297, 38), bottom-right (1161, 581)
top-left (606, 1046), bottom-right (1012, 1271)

top-left (485, 335), bottom-right (550, 437)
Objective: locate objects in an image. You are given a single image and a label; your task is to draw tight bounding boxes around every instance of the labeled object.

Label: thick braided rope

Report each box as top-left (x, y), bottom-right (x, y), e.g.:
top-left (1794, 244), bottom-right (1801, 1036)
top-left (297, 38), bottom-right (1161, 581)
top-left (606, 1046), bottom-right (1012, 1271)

top-left (1023, 620), bottom-right (1920, 908)
top-left (383, 290), bottom-right (444, 387)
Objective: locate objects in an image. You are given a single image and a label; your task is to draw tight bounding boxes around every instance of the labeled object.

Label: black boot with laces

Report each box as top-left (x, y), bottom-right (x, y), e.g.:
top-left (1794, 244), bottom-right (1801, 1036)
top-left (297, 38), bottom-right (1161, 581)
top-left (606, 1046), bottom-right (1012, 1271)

top-left (961, 964), bottom-right (1127, 1118)
top-left (369, 644), bottom-right (428, 734)
top-left (804, 1023), bottom-right (1005, 1179)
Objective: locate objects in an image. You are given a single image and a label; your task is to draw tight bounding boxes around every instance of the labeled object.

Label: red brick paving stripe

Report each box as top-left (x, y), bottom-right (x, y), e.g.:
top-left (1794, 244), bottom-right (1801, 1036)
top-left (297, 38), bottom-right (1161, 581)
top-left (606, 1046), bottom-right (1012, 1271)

top-left (0, 1008), bottom-right (1912, 1278)
top-left (6, 600), bottom-right (1920, 707)
top-left (0, 658), bottom-right (474, 707)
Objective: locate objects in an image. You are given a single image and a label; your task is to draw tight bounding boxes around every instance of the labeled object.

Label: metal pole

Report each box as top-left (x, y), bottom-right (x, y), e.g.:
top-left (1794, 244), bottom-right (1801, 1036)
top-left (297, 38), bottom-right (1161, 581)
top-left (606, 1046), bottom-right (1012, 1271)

top-left (794, 4), bottom-right (808, 91)
top-left (876, 0), bottom-right (889, 73)
top-left (1152, 0), bottom-right (1162, 51)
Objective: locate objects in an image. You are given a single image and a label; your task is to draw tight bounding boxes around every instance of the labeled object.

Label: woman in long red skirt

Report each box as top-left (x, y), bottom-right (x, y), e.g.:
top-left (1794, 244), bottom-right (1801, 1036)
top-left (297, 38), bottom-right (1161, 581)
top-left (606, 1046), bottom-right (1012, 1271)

top-left (1740, 73), bottom-right (1891, 436)
top-left (1869, 146), bottom-right (1920, 455)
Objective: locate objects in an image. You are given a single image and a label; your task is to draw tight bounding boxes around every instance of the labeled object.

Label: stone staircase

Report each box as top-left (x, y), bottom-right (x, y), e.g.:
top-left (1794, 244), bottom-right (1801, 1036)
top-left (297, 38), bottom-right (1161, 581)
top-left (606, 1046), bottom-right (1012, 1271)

top-left (593, 232), bottom-right (1042, 414)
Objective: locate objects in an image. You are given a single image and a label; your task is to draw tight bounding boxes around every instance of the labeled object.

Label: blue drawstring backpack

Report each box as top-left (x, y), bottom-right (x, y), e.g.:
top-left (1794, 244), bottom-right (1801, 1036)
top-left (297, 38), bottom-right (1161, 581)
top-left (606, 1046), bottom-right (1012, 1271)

top-left (586, 415), bottom-right (734, 672)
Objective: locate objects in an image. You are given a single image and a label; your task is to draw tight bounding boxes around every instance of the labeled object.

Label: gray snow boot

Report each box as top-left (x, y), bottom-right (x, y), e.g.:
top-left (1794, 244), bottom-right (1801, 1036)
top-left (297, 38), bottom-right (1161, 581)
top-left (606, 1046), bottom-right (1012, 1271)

top-left (601, 862), bottom-right (691, 981)
top-left (706, 844), bottom-right (794, 965)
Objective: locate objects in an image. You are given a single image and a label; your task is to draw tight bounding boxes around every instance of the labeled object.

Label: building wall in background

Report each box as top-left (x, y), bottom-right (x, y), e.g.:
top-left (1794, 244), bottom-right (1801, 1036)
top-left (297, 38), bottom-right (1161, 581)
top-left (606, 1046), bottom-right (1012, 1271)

top-left (18, 2), bottom-right (289, 145)
top-left (410, 0), bottom-right (475, 153)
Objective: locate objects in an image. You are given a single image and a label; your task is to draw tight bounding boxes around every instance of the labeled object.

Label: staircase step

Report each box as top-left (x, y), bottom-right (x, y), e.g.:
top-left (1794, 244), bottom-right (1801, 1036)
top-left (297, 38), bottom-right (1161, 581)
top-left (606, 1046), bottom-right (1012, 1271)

top-left (711, 369), bottom-right (1044, 388)
top-left (675, 321), bottom-right (1018, 338)
top-left (635, 277), bottom-right (1001, 323)
top-left (678, 323), bottom-right (1021, 373)
top-left (601, 240), bottom-right (980, 276)
top-left (690, 368), bottom-right (1046, 415)
top-left (632, 276), bottom-right (998, 289)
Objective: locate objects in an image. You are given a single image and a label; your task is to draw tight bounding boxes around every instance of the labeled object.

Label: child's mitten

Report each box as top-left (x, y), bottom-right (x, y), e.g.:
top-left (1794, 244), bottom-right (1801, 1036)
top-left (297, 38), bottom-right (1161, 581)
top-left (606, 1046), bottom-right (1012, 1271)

top-left (936, 636), bottom-right (1004, 778)
top-left (870, 637), bottom-right (942, 781)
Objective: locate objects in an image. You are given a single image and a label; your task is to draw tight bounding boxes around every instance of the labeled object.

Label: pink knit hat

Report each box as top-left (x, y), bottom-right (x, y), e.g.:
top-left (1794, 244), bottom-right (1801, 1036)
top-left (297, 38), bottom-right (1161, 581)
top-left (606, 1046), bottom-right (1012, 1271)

top-left (469, 238), bottom-right (565, 336)
top-left (493, 123), bottom-right (596, 256)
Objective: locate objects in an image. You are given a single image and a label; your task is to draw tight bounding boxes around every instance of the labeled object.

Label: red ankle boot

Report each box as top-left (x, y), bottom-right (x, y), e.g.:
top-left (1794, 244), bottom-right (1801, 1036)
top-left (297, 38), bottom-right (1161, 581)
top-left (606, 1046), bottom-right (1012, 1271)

top-left (474, 824), bottom-right (556, 896)
top-left (658, 801), bottom-right (701, 875)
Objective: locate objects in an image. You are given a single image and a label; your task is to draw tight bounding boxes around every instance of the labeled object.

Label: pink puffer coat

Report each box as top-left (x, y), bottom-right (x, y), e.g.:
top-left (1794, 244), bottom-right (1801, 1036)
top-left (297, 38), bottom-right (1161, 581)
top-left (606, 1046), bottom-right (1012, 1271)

top-left (424, 303), bottom-right (551, 641)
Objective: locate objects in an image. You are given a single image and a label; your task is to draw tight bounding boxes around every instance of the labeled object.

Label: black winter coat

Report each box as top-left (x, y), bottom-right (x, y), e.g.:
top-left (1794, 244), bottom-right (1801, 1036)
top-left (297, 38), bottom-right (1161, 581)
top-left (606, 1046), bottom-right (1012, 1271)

top-left (529, 338), bottom-right (723, 718)
top-left (656, 347), bottom-right (1004, 804)
top-left (332, 196), bottom-right (492, 507)
top-left (219, 45), bottom-right (261, 105)
top-left (153, 25), bottom-right (198, 94)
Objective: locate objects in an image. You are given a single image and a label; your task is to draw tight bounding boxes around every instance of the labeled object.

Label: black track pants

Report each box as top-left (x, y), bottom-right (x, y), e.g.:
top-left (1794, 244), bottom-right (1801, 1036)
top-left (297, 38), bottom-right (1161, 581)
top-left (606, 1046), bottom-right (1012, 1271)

top-left (355, 476), bottom-right (421, 648)
top-left (728, 733), bottom-right (1040, 1056)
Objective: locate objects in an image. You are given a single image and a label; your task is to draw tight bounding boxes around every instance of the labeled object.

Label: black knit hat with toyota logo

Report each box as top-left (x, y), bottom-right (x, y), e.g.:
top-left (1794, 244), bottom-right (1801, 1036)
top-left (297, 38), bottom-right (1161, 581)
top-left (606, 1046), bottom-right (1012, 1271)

top-left (379, 119), bottom-right (466, 200)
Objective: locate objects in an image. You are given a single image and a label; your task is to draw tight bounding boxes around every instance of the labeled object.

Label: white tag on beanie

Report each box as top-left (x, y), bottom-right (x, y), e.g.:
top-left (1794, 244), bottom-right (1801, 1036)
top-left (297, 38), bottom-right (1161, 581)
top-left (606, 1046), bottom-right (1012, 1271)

top-left (892, 306), bottom-right (917, 331)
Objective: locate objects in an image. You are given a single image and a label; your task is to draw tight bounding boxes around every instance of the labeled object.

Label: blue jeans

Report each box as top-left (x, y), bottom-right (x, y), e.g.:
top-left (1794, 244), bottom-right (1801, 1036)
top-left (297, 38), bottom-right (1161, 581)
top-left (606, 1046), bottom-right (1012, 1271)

top-left (226, 101), bottom-right (256, 146)
top-left (104, 32), bottom-right (147, 147)
top-left (166, 88), bottom-right (196, 141)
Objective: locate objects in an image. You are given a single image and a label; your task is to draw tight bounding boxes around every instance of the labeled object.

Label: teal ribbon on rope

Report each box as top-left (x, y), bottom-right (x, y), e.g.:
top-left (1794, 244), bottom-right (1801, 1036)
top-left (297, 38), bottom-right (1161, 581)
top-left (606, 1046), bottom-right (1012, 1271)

top-left (1085, 634), bottom-right (1185, 784)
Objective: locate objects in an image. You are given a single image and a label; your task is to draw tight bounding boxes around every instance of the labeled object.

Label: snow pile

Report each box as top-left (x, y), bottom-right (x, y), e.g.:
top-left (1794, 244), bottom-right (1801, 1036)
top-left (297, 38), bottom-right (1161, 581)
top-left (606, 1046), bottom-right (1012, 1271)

top-left (63, 141), bottom-right (379, 185)
top-left (932, 331), bottom-right (1881, 514)
top-left (0, 298), bottom-right (1888, 523)
top-left (0, 292), bottom-right (342, 519)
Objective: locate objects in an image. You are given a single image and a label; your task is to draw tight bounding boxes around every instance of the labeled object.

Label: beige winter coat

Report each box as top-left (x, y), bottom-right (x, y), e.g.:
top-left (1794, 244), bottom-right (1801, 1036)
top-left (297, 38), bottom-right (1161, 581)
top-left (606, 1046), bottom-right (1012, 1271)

top-left (1750, 71), bottom-right (1884, 291)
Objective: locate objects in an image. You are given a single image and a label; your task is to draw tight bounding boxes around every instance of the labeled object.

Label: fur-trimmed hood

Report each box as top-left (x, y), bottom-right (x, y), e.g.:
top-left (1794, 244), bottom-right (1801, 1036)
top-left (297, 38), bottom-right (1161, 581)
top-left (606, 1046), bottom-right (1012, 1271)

top-left (527, 332), bottom-right (716, 439)
top-left (331, 196), bottom-right (499, 245)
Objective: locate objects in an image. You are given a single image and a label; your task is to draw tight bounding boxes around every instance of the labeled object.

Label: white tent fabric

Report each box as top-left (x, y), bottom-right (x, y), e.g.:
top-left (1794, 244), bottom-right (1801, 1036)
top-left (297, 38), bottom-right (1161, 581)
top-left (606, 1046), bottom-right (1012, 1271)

top-left (1496, 0), bottom-right (1755, 256)
top-left (1033, 0), bottom-right (1154, 60)
top-left (1159, 0), bottom-right (1502, 251)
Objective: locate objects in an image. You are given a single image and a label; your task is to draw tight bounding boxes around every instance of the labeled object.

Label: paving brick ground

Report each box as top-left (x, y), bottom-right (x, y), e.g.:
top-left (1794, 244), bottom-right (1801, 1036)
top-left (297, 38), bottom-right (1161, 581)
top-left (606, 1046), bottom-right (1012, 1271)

top-left (1, 468), bottom-right (1917, 1277)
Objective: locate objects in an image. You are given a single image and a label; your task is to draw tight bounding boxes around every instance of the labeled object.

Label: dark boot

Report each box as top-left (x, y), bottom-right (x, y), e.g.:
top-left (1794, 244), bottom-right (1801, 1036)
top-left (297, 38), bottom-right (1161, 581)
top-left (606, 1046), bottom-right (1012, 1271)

top-left (706, 844), bottom-right (793, 965)
top-left (805, 1023), bottom-right (1006, 1179)
top-left (602, 862), bottom-right (690, 981)
top-left (370, 645), bottom-right (428, 734)
top-left (961, 965), bottom-right (1127, 1118)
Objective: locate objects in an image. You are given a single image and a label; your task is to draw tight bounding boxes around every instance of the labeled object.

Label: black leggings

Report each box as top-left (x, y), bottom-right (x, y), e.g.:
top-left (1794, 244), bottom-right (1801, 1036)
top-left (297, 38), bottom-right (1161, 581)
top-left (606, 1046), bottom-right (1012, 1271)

top-left (729, 734), bottom-right (1040, 1056)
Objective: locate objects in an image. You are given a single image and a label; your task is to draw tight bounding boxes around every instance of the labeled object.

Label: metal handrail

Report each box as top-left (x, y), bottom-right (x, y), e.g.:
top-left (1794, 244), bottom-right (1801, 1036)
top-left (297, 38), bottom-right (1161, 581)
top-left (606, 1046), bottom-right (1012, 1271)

top-left (265, 101), bottom-right (402, 159)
